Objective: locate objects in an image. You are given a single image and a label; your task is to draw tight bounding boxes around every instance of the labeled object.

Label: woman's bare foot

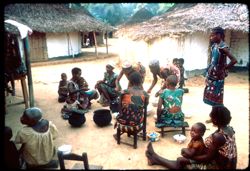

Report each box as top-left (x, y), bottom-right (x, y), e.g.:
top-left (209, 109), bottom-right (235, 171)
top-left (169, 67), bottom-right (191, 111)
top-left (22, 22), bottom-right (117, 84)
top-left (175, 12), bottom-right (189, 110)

top-left (145, 142), bottom-right (159, 165)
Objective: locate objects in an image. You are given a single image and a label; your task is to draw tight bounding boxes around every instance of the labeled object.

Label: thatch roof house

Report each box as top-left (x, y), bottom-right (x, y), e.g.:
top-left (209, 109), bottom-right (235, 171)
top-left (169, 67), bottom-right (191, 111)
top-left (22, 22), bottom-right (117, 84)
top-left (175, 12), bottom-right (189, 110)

top-left (115, 3), bottom-right (249, 73)
top-left (5, 3), bottom-right (115, 62)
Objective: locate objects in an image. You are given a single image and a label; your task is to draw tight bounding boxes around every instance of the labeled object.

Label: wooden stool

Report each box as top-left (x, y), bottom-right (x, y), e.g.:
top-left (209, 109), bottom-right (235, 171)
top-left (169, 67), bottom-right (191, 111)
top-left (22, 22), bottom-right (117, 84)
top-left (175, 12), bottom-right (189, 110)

top-left (156, 121), bottom-right (189, 137)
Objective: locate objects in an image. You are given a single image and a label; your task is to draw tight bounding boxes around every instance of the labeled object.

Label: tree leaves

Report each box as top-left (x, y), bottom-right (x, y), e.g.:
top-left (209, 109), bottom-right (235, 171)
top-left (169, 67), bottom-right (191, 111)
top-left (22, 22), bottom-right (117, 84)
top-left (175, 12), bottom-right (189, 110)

top-left (69, 3), bottom-right (174, 26)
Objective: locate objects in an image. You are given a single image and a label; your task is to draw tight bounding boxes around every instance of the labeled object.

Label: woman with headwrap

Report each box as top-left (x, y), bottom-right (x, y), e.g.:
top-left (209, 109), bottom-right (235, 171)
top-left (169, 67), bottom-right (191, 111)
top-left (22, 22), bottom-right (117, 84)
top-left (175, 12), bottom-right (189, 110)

top-left (203, 27), bottom-right (237, 123)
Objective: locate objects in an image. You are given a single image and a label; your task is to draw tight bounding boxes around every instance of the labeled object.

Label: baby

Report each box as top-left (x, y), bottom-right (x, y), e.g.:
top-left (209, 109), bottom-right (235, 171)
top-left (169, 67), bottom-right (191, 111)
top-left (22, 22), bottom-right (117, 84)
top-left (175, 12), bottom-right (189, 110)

top-left (58, 73), bottom-right (69, 103)
top-left (146, 122), bottom-right (207, 169)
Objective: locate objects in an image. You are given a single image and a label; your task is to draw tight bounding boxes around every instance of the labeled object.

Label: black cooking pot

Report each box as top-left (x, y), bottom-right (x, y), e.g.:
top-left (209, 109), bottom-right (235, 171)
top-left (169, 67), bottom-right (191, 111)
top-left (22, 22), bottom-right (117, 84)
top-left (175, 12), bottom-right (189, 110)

top-left (68, 109), bottom-right (86, 127)
top-left (93, 109), bottom-right (112, 127)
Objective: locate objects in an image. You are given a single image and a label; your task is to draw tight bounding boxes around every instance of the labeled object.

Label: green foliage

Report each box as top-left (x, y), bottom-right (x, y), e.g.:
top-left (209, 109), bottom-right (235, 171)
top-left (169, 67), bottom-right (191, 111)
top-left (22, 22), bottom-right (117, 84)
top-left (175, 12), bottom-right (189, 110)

top-left (69, 3), bottom-right (174, 26)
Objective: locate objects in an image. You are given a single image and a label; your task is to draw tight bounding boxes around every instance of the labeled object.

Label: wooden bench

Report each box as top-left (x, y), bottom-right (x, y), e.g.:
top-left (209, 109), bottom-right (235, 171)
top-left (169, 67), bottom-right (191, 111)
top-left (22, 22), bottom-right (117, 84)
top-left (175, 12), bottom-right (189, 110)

top-left (156, 121), bottom-right (189, 137)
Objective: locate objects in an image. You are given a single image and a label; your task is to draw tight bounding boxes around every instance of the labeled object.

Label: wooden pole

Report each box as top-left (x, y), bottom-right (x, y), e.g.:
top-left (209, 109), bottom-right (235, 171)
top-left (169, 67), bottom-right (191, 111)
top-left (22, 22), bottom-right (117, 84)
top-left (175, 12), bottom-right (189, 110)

top-left (93, 31), bottom-right (98, 56)
top-left (105, 31), bottom-right (108, 55)
top-left (23, 36), bottom-right (34, 107)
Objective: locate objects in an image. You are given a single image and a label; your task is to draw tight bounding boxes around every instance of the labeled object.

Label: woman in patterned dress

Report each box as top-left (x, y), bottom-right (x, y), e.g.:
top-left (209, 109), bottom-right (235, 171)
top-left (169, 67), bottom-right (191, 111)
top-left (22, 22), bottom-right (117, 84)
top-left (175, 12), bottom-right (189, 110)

top-left (146, 105), bottom-right (237, 169)
top-left (95, 63), bottom-right (118, 106)
top-left (203, 27), bottom-right (237, 123)
top-left (115, 71), bottom-right (149, 133)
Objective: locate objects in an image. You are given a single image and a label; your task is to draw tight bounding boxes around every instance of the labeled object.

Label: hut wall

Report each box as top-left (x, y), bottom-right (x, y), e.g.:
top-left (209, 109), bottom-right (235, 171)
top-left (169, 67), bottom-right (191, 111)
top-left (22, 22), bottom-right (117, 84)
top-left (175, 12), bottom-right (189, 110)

top-left (118, 30), bottom-right (249, 73)
top-left (182, 32), bottom-right (209, 71)
top-left (148, 36), bottom-right (181, 65)
top-left (229, 31), bottom-right (249, 67)
top-left (116, 37), bottom-right (148, 65)
top-left (117, 32), bottom-right (209, 72)
top-left (29, 32), bottom-right (48, 62)
top-left (148, 32), bottom-right (209, 71)
top-left (96, 32), bottom-right (104, 45)
top-left (46, 32), bottom-right (81, 58)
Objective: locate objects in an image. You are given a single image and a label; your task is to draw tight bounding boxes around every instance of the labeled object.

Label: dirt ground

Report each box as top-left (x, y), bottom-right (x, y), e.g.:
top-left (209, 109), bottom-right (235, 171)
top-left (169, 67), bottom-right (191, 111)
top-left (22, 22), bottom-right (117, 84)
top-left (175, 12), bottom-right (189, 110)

top-left (4, 43), bottom-right (249, 169)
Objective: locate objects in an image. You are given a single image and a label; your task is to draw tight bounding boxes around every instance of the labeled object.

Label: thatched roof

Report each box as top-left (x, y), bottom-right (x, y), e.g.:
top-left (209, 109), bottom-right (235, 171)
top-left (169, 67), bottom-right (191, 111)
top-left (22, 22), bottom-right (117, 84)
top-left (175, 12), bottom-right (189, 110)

top-left (165, 3), bottom-right (197, 13)
top-left (4, 22), bottom-right (20, 35)
top-left (115, 3), bottom-right (249, 41)
top-left (4, 3), bottom-right (115, 34)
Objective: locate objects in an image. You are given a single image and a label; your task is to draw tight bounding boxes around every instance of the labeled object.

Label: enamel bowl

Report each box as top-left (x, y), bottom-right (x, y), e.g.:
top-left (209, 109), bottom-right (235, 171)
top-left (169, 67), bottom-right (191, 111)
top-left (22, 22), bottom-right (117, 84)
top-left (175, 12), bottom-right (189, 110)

top-left (147, 132), bottom-right (160, 142)
top-left (173, 134), bottom-right (187, 144)
top-left (58, 144), bottom-right (72, 154)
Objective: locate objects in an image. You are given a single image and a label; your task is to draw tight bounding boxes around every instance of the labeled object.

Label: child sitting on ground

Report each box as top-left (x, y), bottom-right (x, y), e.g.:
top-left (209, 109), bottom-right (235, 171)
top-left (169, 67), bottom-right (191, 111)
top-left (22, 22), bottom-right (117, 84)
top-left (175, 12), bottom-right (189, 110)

top-left (155, 75), bottom-right (184, 127)
top-left (4, 126), bottom-right (20, 169)
top-left (58, 73), bottom-right (69, 103)
top-left (146, 122), bottom-right (207, 169)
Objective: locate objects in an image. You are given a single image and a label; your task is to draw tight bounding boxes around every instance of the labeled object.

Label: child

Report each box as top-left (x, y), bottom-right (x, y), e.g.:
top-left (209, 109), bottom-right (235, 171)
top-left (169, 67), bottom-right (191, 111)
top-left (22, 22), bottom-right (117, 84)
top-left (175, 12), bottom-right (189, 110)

top-left (4, 126), bottom-right (20, 169)
top-left (15, 107), bottom-right (58, 169)
top-left (178, 122), bottom-right (207, 167)
top-left (178, 58), bottom-right (186, 89)
top-left (146, 122), bottom-right (207, 169)
top-left (58, 73), bottom-right (69, 103)
top-left (172, 58), bottom-right (179, 67)
top-left (155, 75), bottom-right (184, 127)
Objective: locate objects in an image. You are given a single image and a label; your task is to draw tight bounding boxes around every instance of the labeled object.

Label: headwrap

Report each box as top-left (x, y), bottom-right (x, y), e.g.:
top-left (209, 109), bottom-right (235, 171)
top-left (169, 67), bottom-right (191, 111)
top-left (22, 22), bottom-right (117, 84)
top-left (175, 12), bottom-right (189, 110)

top-left (122, 60), bottom-right (132, 69)
top-left (107, 61), bottom-right (115, 69)
top-left (149, 59), bottom-right (160, 67)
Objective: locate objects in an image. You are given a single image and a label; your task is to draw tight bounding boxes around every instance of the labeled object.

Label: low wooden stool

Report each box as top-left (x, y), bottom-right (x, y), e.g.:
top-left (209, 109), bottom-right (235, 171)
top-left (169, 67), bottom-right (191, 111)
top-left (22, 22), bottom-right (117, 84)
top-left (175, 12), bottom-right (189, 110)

top-left (156, 121), bottom-right (189, 137)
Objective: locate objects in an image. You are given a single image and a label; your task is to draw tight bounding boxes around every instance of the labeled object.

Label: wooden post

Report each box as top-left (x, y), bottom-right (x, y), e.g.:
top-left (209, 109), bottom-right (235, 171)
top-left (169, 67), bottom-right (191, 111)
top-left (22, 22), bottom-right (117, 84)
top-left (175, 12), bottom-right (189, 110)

top-left (23, 36), bottom-right (34, 107)
top-left (105, 31), bottom-right (108, 55)
top-left (93, 31), bottom-right (98, 56)
top-left (21, 76), bottom-right (29, 108)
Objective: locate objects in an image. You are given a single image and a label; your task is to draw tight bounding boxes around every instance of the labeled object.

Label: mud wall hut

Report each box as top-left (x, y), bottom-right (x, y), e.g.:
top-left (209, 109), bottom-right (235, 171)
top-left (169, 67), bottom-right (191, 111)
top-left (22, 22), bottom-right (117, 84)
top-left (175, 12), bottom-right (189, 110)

top-left (4, 4), bottom-right (114, 62)
top-left (115, 3), bottom-right (249, 74)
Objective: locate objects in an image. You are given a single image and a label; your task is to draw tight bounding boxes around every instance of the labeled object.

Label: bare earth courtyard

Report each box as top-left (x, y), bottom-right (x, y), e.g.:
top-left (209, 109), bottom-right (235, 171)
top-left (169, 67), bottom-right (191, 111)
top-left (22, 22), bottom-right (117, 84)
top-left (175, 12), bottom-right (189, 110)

top-left (5, 54), bottom-right (249, 169)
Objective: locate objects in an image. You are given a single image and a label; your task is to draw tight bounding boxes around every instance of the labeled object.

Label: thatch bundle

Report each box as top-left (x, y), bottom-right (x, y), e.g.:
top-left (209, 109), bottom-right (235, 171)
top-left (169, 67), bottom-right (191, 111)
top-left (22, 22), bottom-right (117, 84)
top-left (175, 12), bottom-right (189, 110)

top-left (115, 3), bottom-right (249, 41)
top-left (4, 3), bottom-right (115, 34)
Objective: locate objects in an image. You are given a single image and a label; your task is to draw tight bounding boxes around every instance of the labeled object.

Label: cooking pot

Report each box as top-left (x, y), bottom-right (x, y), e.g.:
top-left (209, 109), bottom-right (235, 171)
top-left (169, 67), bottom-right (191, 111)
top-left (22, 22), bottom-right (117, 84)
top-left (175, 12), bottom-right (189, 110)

top-left (93, 109), bottom-right (112, 127)
top-left (68, 109), bottom-right (86, 127)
